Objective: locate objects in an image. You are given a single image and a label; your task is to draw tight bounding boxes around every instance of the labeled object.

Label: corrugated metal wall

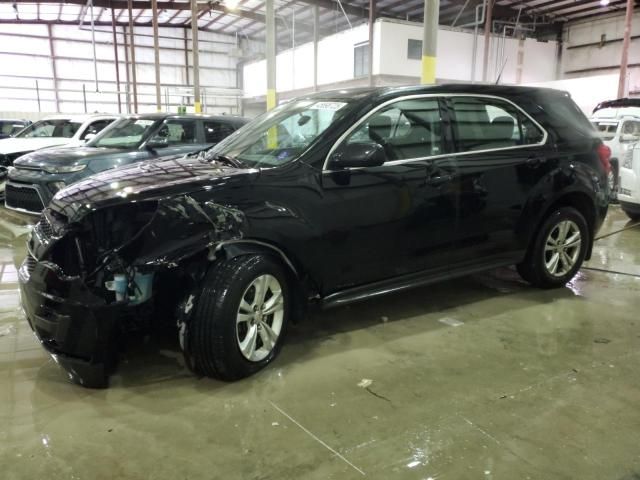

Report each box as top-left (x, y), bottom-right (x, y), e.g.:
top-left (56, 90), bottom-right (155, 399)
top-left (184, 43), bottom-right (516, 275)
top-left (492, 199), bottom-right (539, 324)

top-left (0, 23), bottom-right (244, 115)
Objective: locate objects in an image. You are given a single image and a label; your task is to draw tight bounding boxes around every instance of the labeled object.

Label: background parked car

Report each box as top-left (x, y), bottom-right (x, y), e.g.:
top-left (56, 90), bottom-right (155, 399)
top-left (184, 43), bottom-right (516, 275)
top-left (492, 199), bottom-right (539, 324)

top-left (618, 142), bottom-right (640, 220)
top-left (0, 119), bottom-right (31, 139)
top-left (0, 114), bottom-right (117, 196)
top-left (591, 98), bottom-right (640, 201)
top-left (5, 113), bottom-right (248, 214)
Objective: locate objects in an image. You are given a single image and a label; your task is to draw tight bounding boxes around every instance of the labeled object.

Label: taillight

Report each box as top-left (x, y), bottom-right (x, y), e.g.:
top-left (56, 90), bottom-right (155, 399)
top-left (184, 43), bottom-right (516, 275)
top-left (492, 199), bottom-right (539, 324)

top-left (597, 143), bottom-right (612, 174)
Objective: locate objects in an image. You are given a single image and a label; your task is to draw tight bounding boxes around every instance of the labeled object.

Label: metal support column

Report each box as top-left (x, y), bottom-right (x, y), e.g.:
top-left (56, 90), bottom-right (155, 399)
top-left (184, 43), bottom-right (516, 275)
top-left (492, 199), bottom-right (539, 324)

top-left (190, 0), bottom-right (201, 113)
top-left (184, 28), bottom-right (190, 86)
top-left (122, 25), bottom-right (131, 113)
top-left (421, 0), bottom-right (439, 85)
top-left (266, 0), bottom-right (276, 111)
top-left (151, 0), bottom-right (162, 111)
top-left (313, 4), bottom-right (319, 92)
top-left (111, 8), bottom-right (122, 113)
top-left (127, 0), bottom-right (138, 113)
top-left (618, 0), bottom-right (634, 98)
top-left (89, 0), bottom-right (99, 92)
top-left (47, 24), bottom-right (60, 112)
top-left (368, 0), bottom-right (375, 86)
top-left (482, 0), bottom-right (493, 82)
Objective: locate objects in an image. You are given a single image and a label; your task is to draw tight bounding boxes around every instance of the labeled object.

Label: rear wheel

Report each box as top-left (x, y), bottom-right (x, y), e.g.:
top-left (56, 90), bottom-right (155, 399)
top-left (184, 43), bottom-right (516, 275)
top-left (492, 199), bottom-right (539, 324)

top-left (517, 207), bottom-right (589, 288)
top-left (188, 255), bottom-right (289, 381)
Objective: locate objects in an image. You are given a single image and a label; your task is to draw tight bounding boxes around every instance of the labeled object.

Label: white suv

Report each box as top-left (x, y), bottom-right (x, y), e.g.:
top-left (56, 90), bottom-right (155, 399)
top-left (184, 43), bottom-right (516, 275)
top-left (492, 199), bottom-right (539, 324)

top-left (618, 141), bottom-right (640, 220)
top-left (590, 99), bottom-right (640, 202)
top-left (0, 114), bottom-right (117, 195)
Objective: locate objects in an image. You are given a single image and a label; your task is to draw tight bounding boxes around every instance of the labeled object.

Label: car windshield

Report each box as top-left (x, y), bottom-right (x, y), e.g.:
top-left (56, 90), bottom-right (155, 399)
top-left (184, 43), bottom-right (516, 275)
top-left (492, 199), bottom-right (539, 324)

top-left (15, 119), bottom-right (81, 139)
top-left (92, 118), bottom-right (158, 148)
top-left (0, 120), bottom-right (26, 136)
top-left (592, 121), bottom-right (618, 141)
top-left (206, 99), bottom-right (352, 167)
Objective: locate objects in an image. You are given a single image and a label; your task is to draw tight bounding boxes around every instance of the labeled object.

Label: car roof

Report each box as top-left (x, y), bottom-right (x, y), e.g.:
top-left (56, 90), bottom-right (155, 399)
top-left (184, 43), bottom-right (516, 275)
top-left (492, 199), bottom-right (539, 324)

top-left (122, 112), bottom-right (249, 122)
top-left (594, 98), bottom-right (640, 112)
top-left (298, 84), bottom-right (570, 103)
top-left (40, 114), bottom-right (119, 122)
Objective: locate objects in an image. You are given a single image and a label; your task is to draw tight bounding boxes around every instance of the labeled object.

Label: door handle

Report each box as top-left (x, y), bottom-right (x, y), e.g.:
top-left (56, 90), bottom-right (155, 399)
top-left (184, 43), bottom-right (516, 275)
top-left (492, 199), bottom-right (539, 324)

top-left (426, 174), bottom-right (453, 186)
top-left (526, 156), bottom-right (547, 167)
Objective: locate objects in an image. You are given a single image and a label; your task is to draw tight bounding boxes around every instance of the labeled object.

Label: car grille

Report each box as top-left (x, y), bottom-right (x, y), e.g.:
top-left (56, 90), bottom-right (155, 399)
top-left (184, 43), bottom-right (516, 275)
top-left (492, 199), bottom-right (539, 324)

top-left (24, 253), bottom-right (37, 276)
top-left (5, 183), bottom-right (44, 213)
top-left (38, 213), bottom-right (55, 240)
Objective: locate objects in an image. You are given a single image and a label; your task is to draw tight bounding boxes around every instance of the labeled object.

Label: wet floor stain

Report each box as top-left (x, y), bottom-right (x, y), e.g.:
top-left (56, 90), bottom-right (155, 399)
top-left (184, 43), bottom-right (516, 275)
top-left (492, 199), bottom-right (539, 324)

top-left (1, 205), bottom-right (640, 479)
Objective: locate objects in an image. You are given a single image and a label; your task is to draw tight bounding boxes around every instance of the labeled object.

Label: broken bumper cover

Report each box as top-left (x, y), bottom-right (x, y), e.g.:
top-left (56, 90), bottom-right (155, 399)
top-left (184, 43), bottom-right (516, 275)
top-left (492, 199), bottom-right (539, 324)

top-left (18, 258), bottom-right (125, 388)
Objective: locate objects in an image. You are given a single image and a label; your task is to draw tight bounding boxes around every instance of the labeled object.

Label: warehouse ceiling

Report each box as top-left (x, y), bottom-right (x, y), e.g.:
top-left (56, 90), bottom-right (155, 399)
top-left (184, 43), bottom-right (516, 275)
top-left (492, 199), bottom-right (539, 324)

top-left (1, 0), bottom-right (638, 47)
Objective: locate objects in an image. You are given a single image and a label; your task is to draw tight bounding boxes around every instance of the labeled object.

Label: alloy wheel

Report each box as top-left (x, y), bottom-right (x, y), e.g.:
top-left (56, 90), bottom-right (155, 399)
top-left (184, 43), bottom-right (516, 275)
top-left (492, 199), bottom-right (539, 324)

top-left (544, 220), bottom-right (582, 277)
top-left (236, 274), bottom-right (284, 362)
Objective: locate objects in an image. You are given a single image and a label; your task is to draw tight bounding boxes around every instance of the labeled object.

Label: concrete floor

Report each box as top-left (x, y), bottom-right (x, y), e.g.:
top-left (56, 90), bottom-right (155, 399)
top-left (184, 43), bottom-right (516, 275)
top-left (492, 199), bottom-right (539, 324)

top-left (1, 206), bottom-right (639, 480)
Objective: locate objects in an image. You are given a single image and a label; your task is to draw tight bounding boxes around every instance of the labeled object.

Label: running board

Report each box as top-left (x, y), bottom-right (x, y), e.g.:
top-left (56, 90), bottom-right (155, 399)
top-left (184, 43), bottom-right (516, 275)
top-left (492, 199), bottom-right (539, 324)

top-left (320, 259), bottom-right (516, 310)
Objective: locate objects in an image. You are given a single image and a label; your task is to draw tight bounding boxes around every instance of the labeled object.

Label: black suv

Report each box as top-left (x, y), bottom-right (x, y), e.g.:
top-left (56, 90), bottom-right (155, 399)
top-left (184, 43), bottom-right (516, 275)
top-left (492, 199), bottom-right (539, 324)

top-left (19, 85), bottom-right (610, 387)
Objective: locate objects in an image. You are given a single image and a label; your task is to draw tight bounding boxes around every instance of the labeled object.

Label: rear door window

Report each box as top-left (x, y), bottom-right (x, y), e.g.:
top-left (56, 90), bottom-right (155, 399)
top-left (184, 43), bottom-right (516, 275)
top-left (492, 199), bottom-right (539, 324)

top-left (450, 97), bottom-right (544, 153)
top-left (152, 119), bottom-right (199, 145)
top-left (203, 121), bottom-right (235, 143)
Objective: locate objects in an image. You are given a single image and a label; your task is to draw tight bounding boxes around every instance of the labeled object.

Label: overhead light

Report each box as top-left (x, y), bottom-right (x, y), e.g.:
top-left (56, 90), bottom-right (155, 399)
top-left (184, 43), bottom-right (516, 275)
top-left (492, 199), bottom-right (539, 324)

top-left (600, 0), bottom-right (610, 5)
top-left (225, 0), bottom-right (241, 10)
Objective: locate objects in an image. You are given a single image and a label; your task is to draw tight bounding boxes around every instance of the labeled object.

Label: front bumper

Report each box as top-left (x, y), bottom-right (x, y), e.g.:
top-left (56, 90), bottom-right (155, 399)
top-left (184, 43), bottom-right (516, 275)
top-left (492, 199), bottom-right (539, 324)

top-left (18, 255), bottom-right (126, 388)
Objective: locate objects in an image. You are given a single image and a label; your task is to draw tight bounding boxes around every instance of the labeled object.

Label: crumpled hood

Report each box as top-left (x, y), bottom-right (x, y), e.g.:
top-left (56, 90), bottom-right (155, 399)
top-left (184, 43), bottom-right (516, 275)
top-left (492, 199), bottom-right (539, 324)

top-left (13, 145), bottom-right (129, 167)
top-left (48, 155), bottom-right (257, 222)
top-left (0, 137), bottom-right (75, 155)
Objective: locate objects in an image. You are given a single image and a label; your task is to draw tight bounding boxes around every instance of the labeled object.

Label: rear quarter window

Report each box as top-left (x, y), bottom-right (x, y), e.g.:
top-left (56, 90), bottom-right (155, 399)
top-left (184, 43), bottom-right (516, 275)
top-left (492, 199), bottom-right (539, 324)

top-left (534, 92), bottom-right (596, 143)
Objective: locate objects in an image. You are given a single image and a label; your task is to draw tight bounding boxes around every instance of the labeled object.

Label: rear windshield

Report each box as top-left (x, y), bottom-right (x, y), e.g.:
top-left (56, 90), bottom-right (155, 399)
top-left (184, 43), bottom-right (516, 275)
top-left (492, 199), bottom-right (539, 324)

top-left (16, 119), bottom-right (81, 139)
top-left (591, 121), bottom-right (618, 141)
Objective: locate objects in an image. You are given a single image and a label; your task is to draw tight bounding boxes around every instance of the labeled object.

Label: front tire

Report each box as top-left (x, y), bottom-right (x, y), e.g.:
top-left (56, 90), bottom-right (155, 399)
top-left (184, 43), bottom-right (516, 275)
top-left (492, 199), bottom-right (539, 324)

top-left (188, 255), bottom-right (290, 381)
top-left (517, 206), bottom-right (589, 289)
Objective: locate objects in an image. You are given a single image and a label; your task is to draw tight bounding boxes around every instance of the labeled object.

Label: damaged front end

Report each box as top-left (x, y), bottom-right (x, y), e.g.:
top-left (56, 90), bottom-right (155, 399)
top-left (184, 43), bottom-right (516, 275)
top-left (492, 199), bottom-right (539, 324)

top-left (19, 195), bottom-right (245, 387)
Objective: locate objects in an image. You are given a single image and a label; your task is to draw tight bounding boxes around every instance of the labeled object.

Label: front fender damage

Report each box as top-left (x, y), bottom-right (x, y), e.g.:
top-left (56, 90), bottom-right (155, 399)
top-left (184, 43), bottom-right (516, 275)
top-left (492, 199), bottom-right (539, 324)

top-left (129, 195), bottom-right (246, 268)
top-left (25, 195), bottom-right (247, 386)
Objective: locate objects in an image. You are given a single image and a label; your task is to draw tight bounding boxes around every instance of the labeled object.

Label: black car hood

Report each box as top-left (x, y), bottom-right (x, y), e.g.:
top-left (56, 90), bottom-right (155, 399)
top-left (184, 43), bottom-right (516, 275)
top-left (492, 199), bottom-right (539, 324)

top-left (14, 146), bottom-right (131, 167)
top-left (48, 156), bottom-right (257, 223)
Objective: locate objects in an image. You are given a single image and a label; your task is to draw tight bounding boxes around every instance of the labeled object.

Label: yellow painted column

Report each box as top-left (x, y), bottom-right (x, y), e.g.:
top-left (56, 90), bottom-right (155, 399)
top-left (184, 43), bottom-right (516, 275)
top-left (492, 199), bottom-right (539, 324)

top-left (421, 55), bottom-right (437, 85)
top-left (421, 0), bottom-right (439, 85)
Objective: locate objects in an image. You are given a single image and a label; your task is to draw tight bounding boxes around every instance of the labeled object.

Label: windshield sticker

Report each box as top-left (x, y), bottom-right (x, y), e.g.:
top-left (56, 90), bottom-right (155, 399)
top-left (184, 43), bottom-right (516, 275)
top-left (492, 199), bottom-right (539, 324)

top-left (311, 102), bottom-right (347, 111)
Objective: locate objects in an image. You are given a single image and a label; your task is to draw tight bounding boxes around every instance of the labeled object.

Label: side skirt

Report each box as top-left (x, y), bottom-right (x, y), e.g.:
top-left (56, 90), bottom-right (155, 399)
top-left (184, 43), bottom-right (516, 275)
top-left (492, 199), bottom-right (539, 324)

top-left (320, 257), bottom-right (522, 310)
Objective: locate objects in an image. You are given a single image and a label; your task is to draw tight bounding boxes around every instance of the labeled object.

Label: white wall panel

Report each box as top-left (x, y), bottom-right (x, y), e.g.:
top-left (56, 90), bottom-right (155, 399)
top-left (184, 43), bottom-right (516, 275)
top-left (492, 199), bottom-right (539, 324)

top-left (562, 11), bottom-right (640, 96)
top-left (243, 19), bottom-right (558, 98)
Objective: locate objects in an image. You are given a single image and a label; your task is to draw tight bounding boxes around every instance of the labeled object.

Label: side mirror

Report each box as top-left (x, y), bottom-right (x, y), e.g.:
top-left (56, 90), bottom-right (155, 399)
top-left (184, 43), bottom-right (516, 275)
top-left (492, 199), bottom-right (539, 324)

top-left (620, 133), bottom-right (639, 143)
top-left (328, 142), bottom-right (387, 169)
top-left (84, 133), bottom-right (96, 142)
top-left (145, 139), bottom-right (168, 151)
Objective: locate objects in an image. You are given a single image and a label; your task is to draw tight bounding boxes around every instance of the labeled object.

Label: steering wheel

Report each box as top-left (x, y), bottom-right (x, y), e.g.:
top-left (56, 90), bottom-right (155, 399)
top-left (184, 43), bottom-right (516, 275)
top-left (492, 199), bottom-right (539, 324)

top-left (368, 129), bottom-right (398, 160)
